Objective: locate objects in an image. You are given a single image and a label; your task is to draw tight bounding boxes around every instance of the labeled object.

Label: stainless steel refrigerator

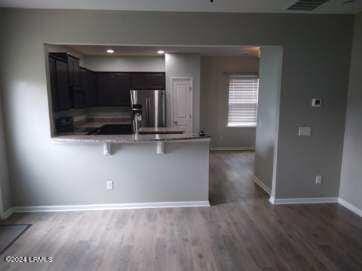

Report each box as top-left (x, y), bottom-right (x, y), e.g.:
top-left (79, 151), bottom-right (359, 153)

top-left (130, 89), bottom-right (166, 128)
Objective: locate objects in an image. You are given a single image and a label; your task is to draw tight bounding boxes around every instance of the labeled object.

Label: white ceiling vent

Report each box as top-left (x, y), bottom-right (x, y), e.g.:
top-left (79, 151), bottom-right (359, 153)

top-left (287, 0), bottom-right (330, 11)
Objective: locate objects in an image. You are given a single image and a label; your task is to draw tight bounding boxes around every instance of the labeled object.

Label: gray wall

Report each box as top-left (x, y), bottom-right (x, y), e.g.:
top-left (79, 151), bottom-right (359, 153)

top-left (0, 9), bottom-right (354, 207)
top-left (165, 53), bottom-right (201, 132)
top-left (274, 44), bottom-right (351, 199)
top-left (0, 90), bottom-right (11, 214)
top-left (200, 56), bottom-right (259, 149)
top-left (12, 142), bottom-right (210, 206)
top-left (339, 12), bottom-right (362, 210)
top-left (254, 47), bottom-right (283, 193)
top-left (83, 55), bottom-right (165, 72)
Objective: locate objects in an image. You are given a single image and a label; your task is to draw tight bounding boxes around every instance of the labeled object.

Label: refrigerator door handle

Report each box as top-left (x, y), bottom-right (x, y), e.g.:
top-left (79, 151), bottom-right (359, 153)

top-left (146, 98), bottom-right (150, 125)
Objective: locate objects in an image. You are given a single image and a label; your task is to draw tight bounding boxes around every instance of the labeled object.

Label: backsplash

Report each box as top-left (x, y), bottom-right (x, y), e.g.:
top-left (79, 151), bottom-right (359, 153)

top-left (55, 106), bottom-right (132, 131)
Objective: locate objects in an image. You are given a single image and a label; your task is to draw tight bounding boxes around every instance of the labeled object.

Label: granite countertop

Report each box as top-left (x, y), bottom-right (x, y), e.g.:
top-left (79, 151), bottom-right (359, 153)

top-left (54, 122), bottom-right (209, 143)
top-left (138, 127), bottom-right (184, 134)
top-left (52, 132), bottom-right (210, 144)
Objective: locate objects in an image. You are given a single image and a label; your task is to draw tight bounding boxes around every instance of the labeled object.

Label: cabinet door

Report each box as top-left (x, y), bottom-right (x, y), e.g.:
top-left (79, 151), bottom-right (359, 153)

top-left (49, 57), bottom-right (59, 111)
top-left (145, 73), bottom-right (165, 89)
top-left (130, 73), bottom-right (147, 90)
top-left (55, 59), bottom-right (72, 111)
top-left (68, 56), bottom-right (81, 87)
top-left (73, 67), bottom-right (87, 108)
top-left (86, 70), bottom-right (97, 107)
top-left (72, 58), bottom-right (81, 86)
top-left (96, 73), bottom-right (131, 106)
top-left (131, 72), bottom-right (165, 90)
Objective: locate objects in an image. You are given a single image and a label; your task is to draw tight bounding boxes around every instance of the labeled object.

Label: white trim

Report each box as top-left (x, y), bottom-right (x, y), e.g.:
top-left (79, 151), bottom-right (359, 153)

top-left (10, 201), bottom-right (210, 214)
top-left (269, 196), bottom-right (276, 204)
top-left (210, 147), bottom-right (254, 151)
top-left (1, 207), bottom-right (14, 220)
top-left (338, 198), bottom-right (362, 217)
top-left (269, 197), bottom-right (338, 205)
top-left (253, 176), bottom-right (271, 195)
top-left (5, 198), bottom-right (362, 218)
top-left (226, 123), bottom-right (257, 128)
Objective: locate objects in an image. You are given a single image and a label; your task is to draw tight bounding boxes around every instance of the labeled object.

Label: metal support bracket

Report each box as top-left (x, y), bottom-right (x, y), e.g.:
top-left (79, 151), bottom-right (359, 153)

top-left (103, 143), bottom-right (112, 156)
top-left (156, 142), bottom-right (165, 154)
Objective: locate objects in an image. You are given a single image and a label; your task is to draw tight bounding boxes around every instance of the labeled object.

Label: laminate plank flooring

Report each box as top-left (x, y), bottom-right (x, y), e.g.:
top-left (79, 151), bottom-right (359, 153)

top-left (1, 151), bottom-right (361, 271)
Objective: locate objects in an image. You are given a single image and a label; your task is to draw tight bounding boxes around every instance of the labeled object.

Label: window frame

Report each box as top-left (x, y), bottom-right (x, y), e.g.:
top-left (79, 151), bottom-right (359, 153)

top-left (225, 74), bottom-right (259, 128)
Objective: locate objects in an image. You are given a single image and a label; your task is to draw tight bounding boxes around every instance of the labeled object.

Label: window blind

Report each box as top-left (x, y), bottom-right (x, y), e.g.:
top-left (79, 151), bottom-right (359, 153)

top-left (227, 75), bottom-right (259, 127)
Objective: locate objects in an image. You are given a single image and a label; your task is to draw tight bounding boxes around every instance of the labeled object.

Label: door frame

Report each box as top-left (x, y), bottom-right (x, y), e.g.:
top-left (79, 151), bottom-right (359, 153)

top-left (170, 77), bottom-right (193, 132)
top-left (0, 179), bottom-right (4, 219)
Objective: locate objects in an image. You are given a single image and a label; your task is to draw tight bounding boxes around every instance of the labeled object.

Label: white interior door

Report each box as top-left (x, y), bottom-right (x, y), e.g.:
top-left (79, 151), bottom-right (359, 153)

top-left (171, 77), bottom-right (193, 133)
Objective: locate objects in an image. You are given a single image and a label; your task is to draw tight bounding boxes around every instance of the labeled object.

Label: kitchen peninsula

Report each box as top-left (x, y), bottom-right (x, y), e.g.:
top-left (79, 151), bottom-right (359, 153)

top-left (51, 127), bottom-right (210, 208)
top-left (47, 46), bottom-right (210, 209)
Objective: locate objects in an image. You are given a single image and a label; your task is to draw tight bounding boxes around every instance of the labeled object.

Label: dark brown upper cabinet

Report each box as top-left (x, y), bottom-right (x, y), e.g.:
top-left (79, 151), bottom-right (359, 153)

top-left (130, 72), bottom-right (165, 90)
top-left (72, 67), bottom-right (88, 109)
top-left (49, 53), bottom-right (83, 110)
top-left (49, 53), bottom-right (81, 88)
top-left (48, 55), bottom-right (72, 112)
top-left (67, 55), bottom-right (81, 88)
top-left (49, 52), bottom-right (165, 110)
top-left (85, 69), bottom-right (98, 107)
top-left (96, 72), bottom-right (131, 106)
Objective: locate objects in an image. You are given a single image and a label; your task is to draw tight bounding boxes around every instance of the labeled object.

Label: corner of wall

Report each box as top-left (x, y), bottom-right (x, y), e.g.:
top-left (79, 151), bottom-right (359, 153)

top-left (0, 87), bottom-right (13, 219)
top-left (338, 12), bottom-right (362, 212)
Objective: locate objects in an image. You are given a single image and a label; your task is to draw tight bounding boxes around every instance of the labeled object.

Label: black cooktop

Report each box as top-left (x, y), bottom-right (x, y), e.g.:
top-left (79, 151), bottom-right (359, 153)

top-left (87, 124), bottom-right (133, 135)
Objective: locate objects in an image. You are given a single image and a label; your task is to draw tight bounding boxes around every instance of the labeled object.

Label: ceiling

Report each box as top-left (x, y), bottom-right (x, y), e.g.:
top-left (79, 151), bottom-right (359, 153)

top-left (64, 45), bottom-right (261, 57)
top-left (1, 0), bottom-right (362, 14)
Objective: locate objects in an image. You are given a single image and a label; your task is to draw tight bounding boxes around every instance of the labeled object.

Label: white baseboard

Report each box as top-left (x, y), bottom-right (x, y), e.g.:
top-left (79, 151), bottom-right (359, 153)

top-left (338, 198), bottom-right (362, 217)
top-left (269, 197), bottom-right (338, 205)
top-left (10, 201), bottom-right (210, 214)
top-left (4, 198), bottom-right (361, 219)
top-left (210, 147), bottom-right (254, 151)
top-left (1, 207), bottom-right (15, 220)
top-left (253, 176), bottom-right (271, 195)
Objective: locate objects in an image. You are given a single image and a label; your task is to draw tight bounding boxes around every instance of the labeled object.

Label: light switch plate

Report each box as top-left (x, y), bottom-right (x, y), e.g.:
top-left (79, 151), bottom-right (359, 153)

top-left (315, 175), bottom-right (322, 185)
top-left (298, 126), bottom-right (312, 136)
top-left (106, 180), bottom-right (113, 190)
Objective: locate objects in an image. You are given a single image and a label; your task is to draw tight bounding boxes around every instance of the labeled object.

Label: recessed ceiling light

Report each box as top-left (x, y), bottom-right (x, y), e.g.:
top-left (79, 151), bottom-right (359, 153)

top-left (106, 49), bottom-right (114, 54)
top-left (157, 50), bottom-right (165, 55)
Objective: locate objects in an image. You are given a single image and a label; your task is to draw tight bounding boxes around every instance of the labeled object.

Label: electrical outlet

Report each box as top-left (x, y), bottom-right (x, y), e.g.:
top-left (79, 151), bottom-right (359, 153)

top-left (106, 180), bottom-right (113, 190)
top-left (315, 175), bottom-right (322, 185)
top-left (311, 98), bottom-right (322, 108)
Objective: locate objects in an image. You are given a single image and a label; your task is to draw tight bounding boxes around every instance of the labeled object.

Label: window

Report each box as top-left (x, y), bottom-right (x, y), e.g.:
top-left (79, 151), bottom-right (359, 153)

top-left (227, 75), bottom-right (259, 127)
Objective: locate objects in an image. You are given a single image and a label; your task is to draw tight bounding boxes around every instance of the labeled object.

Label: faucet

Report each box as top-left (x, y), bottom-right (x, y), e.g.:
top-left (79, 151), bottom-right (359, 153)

top-left (132, 104), bottom-right (143, 134)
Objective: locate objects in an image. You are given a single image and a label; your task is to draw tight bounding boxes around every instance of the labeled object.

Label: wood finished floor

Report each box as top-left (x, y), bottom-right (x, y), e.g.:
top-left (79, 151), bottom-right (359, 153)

top-left (1, 151), bottom-right (362, 271)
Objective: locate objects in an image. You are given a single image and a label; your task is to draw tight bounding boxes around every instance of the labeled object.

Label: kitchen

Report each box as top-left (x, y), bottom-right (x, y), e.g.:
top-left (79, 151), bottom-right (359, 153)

top-left (48, 45), bottom-right (193, 138)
